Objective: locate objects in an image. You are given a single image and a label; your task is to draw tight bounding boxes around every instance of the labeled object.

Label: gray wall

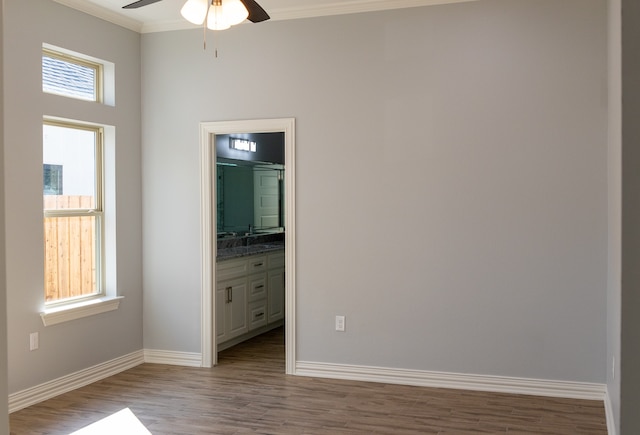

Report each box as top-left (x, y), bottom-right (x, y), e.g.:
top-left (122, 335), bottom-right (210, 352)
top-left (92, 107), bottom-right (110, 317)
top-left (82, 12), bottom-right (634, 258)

top-left (3, 0), bottom-right (142, 393)
top-left (0, 0), bottom-right (9, 431)
top-left (142, 0), bottom-right (608, 383)
top-left (621, 0), bottom-right (640, 432)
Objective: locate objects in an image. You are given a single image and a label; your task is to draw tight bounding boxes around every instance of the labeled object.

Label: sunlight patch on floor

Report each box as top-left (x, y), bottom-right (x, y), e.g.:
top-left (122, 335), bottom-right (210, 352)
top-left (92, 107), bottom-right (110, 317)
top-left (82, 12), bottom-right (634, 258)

top-left (70, 408), bottom-right (151, 434)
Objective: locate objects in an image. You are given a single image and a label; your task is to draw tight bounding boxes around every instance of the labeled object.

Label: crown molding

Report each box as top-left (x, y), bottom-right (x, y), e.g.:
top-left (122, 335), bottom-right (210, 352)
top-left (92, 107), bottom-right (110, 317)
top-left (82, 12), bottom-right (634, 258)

top-left (55, 0), bottom-right (478, 34)
top-left (52, 0), bottom-right (143, 33)
top-left (269, 0), bottom-right (477, 22)
top-left (141, 19), bottom-right (193, 33)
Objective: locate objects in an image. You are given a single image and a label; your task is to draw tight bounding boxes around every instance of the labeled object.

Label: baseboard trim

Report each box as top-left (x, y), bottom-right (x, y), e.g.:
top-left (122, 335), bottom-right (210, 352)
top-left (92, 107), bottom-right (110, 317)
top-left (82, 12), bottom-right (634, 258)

top-left (295, 361), bottom-right (607, 401)
top-left (143, 349), bottom-right (202, 367)
top-left (7, 351), bottom-right (609, 423)
top-left (9, 350), bottom-right (144, 413)
top-left (604, 389), bottom-right (617, 435)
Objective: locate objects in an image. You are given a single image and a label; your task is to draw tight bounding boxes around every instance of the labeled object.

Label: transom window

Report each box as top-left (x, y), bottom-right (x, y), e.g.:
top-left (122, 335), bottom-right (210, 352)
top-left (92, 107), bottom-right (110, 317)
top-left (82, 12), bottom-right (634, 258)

top-left (42, 48), bottom-right (102, 102)
top-left (43, 121), bottom-right (104, 304)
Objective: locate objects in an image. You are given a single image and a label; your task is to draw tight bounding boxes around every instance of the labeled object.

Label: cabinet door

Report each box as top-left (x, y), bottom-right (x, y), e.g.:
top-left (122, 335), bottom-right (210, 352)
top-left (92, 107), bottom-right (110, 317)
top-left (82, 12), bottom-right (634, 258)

top-left (216, 277), bottom-right (249, 344)
top-left (215, 282), bottom-right (228, 343)
top-left (268, 267), bottom-right (285, 323)
top-left (228, 279), bottom-right (249, 340)
top-left (254, 169), bottom-right (280, 228)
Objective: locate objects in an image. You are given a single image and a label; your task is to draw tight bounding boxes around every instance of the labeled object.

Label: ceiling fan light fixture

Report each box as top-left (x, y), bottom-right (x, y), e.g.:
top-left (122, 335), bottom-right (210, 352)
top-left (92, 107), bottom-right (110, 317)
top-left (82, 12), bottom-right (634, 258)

top-left (124, 0), bottom-right (271, 29)
top-left (222, 0), bottom-right (249, 26)
top-left (180, 0), bottom-right (209, 25)
top-left (206, 3), bottom-right (231, 30)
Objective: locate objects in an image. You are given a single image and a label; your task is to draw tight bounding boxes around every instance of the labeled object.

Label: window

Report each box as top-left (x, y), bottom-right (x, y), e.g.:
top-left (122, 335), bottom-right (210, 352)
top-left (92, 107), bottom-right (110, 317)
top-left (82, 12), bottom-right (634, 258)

top-left (43, 121), bottom-right (103, 304)
top-left (42, 48), bottom-right (102, 102)
top-left (40, 45), bottom-right (120, 325)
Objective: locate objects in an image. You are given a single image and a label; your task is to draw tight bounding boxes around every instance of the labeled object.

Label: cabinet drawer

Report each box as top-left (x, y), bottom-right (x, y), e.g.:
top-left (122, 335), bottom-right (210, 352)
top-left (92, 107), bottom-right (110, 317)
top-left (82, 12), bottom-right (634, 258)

top-left (248, 300), bottom-right (268, 330)
top-left (216, 257), bottom-right (249, 281)
top-left (247, 273), bottom-right (267, 302)
top-left (217, 254), bottom-right (269, 280)
top-left (247, 255), bottom-right (267, 273)
top-left (268, 251), bottom-right (285, 268)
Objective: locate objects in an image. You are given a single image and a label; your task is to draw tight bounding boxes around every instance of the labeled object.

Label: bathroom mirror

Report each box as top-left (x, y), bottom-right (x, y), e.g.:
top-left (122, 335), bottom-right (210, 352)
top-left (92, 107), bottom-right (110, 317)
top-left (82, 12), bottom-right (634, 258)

top-left (215, 132), bottom-right (285, 237)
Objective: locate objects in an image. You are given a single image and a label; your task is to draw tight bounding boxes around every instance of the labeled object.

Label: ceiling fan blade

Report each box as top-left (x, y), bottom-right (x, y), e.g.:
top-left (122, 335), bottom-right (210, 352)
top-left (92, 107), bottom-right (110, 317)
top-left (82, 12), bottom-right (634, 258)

top-left (122, 0), bottom-right (163, 9)
top-left (239, 0), bottom-right (270, 23)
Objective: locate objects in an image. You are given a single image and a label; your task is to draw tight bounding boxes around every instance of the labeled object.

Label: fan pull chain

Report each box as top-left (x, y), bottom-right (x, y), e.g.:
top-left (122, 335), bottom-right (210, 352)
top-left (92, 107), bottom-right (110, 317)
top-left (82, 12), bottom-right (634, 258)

top-left (203, 20), bottom-right (207, 50)
top-left (198, 2), bottom-right (222, 58)
top-left (213, 29), bottom-right (219, 59)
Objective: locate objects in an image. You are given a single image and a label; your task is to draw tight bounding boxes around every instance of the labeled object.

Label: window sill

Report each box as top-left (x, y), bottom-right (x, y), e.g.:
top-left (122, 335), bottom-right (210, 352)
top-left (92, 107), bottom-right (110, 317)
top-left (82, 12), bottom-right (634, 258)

top-left (40, 296), bottom-right (124, 326)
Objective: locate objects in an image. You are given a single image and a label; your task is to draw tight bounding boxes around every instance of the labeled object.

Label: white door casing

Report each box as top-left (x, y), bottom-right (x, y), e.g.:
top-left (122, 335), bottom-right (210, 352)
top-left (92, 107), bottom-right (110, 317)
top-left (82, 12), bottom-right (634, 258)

top-left (199, 118), bottom-right (296, 372)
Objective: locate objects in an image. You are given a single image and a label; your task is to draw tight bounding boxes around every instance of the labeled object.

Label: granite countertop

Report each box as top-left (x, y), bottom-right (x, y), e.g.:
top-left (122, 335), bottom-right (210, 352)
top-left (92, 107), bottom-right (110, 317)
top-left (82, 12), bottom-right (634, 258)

top-left (217, 242), bottom-right (284, 262)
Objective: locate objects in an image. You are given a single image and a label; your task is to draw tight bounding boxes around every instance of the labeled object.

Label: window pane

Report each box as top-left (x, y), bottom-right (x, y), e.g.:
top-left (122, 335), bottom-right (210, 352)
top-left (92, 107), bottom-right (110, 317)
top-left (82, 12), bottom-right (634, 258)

top-left (42, 54), bottom-right (97, 101)
top-left (43, 124), bottom-right (96, 210)
top-left (44, 215), bottom-right (98, 302)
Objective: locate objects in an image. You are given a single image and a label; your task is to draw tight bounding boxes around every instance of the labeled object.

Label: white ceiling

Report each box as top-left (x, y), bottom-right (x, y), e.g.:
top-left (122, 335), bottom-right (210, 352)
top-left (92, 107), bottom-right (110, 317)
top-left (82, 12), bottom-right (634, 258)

top-left (52, 0), bottom-right (476, 33)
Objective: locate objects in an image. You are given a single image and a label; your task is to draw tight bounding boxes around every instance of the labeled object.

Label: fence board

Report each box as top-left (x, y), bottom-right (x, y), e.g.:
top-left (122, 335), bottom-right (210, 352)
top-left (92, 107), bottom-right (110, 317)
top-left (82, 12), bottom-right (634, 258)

top-left (44, 195), bottom-right (96, 302)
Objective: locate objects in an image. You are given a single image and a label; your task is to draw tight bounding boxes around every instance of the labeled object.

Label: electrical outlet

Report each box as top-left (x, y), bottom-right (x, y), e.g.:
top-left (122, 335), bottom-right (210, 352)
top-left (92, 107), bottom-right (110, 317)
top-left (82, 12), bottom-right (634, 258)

top-left (335, 315), bottom-right (345, 332)
top-left (29, 332), bottom-right (39, 351)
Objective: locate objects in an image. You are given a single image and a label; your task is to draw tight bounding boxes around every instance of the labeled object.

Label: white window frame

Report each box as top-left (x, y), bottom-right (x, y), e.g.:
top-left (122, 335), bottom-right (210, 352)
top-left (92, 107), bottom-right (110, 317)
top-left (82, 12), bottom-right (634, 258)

top-left (43, 120), bottom-right (105, 306)
top-left (40, 120), bottom-right (122, 326)
top-left (42, 48), bottom-right (104, 103)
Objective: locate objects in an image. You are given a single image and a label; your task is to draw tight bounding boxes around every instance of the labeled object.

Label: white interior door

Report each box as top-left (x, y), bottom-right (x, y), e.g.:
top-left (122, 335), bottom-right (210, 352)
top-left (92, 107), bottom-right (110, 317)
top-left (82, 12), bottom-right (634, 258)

top-left (254, 169), bottom-right (280, 229)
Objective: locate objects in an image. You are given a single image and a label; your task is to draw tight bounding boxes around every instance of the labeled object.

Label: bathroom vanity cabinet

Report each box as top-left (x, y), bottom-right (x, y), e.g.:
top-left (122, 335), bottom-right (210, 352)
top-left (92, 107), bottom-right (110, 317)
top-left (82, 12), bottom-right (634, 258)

top-left (216, 249), bottom-right (284, 350)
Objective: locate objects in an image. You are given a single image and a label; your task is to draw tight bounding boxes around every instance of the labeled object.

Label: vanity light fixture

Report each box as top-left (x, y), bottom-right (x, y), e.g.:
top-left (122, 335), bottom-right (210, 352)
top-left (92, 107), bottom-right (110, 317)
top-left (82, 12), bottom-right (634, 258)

top-left (181, 0), bottom-right (249, 31)
top-left (230, 138), bottom-right (257, 153)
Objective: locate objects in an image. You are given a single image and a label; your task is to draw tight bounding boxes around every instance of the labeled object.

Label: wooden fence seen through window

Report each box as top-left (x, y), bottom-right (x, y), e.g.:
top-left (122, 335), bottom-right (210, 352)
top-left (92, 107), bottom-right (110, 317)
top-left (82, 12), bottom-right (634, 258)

top-left (44, 195), bottom-right (97, 302)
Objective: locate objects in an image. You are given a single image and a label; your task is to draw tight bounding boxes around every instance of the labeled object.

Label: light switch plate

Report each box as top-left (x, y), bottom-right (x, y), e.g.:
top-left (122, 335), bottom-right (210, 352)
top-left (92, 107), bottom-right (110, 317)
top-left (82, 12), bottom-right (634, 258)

top-left (30, 332), bottom-right (39, 351)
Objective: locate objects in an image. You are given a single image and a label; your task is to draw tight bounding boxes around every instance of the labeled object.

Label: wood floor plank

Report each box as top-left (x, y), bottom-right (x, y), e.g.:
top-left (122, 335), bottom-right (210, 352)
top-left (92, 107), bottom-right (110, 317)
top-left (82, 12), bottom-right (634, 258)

top-left (9, 327), bottom-right (607, 434)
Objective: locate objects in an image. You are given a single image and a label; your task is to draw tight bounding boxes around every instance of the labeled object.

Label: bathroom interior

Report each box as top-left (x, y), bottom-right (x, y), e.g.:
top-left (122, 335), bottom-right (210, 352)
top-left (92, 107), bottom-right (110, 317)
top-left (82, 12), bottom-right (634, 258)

top-left (214, 132), bottom-right (286, 352)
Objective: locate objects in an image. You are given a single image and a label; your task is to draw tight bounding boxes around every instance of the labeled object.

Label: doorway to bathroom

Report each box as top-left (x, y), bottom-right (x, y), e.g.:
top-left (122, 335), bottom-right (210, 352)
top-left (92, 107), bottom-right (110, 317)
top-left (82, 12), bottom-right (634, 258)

top-left (199, 118), bottom-right (296, 373)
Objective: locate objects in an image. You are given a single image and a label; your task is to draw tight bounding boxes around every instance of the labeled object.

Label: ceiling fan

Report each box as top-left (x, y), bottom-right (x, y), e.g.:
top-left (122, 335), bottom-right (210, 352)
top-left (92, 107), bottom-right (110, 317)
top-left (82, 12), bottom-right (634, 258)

top-left (122, 0), bottom-right (270, 25)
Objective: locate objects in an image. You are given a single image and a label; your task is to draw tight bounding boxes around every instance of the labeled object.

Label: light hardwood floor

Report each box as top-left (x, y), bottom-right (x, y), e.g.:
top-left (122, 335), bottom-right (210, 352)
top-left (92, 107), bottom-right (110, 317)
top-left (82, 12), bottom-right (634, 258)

top-left (10, 327), bottom-right (607, 434)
